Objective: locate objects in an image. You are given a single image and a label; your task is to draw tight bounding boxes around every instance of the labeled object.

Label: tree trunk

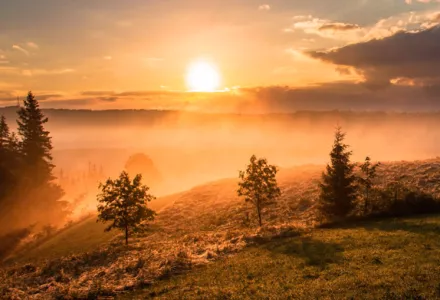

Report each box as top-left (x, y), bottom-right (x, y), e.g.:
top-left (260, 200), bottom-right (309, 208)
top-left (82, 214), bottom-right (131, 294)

top-left (257, 206), bottom-right (262, 227)
top-left (364, 187), bottom-right (369, 215)
top-left (125, 225), bottom-right (129, 246)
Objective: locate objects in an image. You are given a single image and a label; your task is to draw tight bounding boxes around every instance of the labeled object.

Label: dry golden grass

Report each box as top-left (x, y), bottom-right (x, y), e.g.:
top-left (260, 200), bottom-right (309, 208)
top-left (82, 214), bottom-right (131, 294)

top-left (2, 159), bottom-right (440, 299)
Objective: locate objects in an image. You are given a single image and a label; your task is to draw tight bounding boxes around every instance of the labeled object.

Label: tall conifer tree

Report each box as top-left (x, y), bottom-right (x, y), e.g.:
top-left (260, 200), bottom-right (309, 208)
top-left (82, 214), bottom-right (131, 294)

top-left (318, 127), bottom-right (357, 219)
top-left (0, 115), bottom-right (10, 150)
top-left (17, 91), bottom-right (54, 184)
top-left (0, 116), bottom-right (20, 202)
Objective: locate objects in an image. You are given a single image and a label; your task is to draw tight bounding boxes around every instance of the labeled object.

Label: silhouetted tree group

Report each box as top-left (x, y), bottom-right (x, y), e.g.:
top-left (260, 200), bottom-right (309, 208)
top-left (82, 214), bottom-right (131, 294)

top-left (318, 127), bottom-right (440, 223)
top-left (235, 126), bottom-right (440, 228)
top-left (0, 92), bottom-right (68, 232)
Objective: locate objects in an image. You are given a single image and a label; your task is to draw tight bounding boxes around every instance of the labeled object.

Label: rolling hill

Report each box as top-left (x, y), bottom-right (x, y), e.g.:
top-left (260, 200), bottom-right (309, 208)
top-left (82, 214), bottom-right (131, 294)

top-left (2, 159), bottom-right (440, 299)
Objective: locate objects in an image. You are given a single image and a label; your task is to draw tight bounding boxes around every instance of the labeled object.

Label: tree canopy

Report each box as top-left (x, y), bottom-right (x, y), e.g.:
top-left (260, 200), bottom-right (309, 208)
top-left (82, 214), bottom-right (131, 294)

top-left (97, 171), bottom-right (156, 245)
top-left (238, 155), bottom-right (281, 227)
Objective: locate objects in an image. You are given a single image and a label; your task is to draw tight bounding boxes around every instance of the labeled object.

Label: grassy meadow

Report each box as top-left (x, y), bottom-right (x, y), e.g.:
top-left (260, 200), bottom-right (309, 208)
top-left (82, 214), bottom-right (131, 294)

top-left (127, 216), bottom-right (440, 299)
top-left (2, 159), bottom-right (440, 299)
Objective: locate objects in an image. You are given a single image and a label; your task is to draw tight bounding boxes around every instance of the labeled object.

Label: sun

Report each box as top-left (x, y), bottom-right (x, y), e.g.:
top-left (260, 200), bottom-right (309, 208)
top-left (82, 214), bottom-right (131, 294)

top-left (186, 60), bottom-right (220, 92)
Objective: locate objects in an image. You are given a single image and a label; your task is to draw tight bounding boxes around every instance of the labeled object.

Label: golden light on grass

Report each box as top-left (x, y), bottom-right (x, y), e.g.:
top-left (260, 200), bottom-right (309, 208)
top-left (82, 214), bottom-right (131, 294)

top-left (186, 60), bottom-right (221, 92)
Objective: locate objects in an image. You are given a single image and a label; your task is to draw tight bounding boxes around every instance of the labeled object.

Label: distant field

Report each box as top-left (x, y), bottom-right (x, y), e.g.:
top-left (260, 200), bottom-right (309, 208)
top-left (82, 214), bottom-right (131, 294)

top-left (125, 215), bottom-right (440, 299)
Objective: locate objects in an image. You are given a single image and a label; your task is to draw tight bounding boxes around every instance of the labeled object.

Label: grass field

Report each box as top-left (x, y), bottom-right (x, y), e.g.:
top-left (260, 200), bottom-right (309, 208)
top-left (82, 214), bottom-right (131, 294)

top-left (10, 191), bottom-right (180, 263)
top-left (125, 215), bottom-right (440, 299)
top-left (14, 217), bottom-right (115, 263)
top-left (4, 160), bottom-right (440, 299)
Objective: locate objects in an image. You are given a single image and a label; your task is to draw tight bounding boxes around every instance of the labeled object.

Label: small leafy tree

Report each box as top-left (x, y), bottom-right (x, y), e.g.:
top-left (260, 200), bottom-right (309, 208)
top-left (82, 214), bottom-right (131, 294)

top-left (97, 171), bottom-right (156, 245)
top-left (358, 156), bottom-right (380, 214)
top-left (238, 155), bottom-right (281, 227)
top-left (318, 127), bottom-right (357, 220)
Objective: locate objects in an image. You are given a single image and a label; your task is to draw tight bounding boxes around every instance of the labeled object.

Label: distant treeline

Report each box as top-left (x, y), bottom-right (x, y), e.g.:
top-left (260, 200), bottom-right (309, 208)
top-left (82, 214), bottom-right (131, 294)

top-left (2, 106), bottom-right (440, 128)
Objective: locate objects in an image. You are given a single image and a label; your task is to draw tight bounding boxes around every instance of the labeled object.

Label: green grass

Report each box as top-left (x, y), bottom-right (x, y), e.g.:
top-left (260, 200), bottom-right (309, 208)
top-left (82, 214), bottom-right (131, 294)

top-left (15, 217), bottom-right (115, 262)
top-left (13, 194), bottom-right (177, 263)
top-left (124, 215), bottom-right (440, 299)
top-left (7, 160), bottom-right (440, 298)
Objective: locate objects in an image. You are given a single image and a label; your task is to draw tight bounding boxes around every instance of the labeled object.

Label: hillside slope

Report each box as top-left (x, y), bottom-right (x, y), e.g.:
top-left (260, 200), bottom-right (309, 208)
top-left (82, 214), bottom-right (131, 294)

top-left (3, 159), bottom-right (440, 299)
top-left (11, 190), bottom-right (184, 263)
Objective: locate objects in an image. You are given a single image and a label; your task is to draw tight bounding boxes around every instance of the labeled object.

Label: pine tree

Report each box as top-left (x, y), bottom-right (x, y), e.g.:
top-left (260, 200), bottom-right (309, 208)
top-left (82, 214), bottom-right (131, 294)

top-left (238, 155), bottom-right (281, 227)
top-left (1, 116), bottom-right (21, 159)
top-left (0, 116), bottom-right (12, 200)
top-left (97, 171), bottom-right (156, 245)
top-left (318, 127), bottom-right (357, 220)
top-left (17, 91), bottom-right (54, 184)
top-left (0, 115), bottom-right (10, 149)
top-left (0, 116), bottom-right (21, 202)
top-left (5, 92), bottom-right (68, 229)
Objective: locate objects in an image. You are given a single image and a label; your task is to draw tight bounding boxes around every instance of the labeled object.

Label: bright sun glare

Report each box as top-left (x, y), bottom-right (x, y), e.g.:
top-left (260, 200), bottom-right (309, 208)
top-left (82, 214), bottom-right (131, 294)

top-left (186, 60), bottom-right (220, 92)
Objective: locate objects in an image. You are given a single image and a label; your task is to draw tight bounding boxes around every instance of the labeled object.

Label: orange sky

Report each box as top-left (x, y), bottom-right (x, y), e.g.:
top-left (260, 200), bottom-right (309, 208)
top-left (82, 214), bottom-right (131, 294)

top-left (0, 1), bottom-right (440, 110)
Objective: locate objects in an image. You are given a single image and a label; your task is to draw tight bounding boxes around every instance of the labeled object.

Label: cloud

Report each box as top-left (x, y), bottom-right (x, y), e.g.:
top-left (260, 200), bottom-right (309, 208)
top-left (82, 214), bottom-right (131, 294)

top-left (116, 91), bottom-right (175, 97)
top-left (22, 68), bottom-right (75, 76)
top-left (12, 45), bottom-right (29, 56)
top-left (38, 98), bottom-right (98, 108)
top-left (288, 10), bottom-right (440, 42)
top-left (144, 57), bottom-right (164, 67)
top-left (406, 0), bottom-right (440, 4)
top-left (4, 82), bottom-right (440, 112)
top-left (81, 90), bottom-right (178, 97)
top-left (0, 93), bottom-right (63, 102)
top-left (286, 16), bottom-right (364, 41)
top-left (96, 96), bottom-right (118, 102)
top-left (285, 48), bottom-right (317, 63)
top-left (235, 83), bottom-right (440, 112)
top-left (26, 42), bottom-right (39, 49)
top-left (319, 23), bottom-right (360, 31)
top-left (0, 66), bottom-right (19, 74)
top-left (81, 91), bottom-right (115, 96)
top-left (258, 4), bottom-right (270, 10)
top-left (308, 25), bottom-right (440, 88)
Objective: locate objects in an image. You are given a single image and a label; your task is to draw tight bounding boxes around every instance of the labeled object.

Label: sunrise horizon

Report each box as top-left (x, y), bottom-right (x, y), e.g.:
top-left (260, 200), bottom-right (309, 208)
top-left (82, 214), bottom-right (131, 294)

top-left (1, 1), bottom-right (440, 111)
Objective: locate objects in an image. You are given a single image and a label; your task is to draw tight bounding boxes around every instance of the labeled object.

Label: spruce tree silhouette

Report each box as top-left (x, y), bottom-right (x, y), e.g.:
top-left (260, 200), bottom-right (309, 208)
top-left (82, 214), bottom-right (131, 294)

top-left (17, 91), bottom-right (54, 184)
top-left (8, 92), bottom-right (67, 228)
top-left (318, 127), bottom-right (357, 220)
top-left (0, 115), bottom-right (10, 149)
top-left (0, 115), bottom-right (12, 201)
